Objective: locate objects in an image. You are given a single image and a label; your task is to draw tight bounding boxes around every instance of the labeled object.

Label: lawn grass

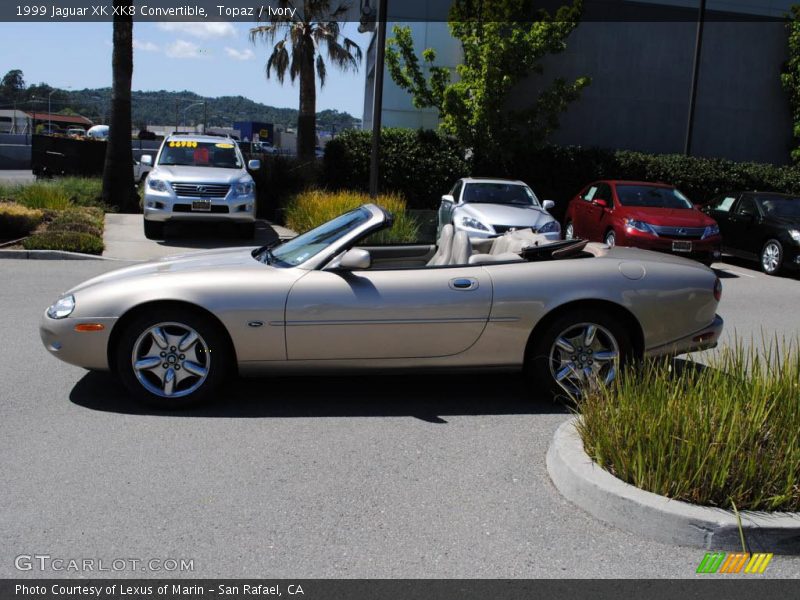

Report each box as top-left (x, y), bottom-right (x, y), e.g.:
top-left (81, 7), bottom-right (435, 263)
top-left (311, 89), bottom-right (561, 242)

top-left (284, 189), bottom-right (420, 244)
top-left (577, 338), bottom-right (800, 512)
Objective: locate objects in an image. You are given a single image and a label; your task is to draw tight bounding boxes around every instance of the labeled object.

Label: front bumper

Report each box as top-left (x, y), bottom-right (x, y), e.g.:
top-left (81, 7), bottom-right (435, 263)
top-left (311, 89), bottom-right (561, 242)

top-left (644, 314), bottom-right (724, 358)
top-left (143, 191), bottom-right (256, 224)
top-left (40, 312), bottom-right (116, 371)
top-left (618, 229), bottom-right (721, 261)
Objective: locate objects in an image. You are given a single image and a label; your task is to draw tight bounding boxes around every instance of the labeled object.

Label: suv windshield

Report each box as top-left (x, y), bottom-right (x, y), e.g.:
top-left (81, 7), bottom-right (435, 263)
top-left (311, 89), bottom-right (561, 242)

top-left (756, 195), bottom-right (800, 218)
top-left (257, 207), bottom-right (372, 267)
top-left (463, 183), bottom-right (539, 206)
top-left (158, 140), bottom-right (242, 169)
top-left (616, 185), bottom-right (693, 209)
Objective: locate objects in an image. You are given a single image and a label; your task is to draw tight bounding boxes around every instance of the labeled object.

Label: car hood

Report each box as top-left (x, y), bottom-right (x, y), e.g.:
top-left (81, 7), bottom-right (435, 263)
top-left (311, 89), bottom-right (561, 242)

top-left (67, 247), bottom-right (266, 294)
top-left (623, 207), bottom-right (715, 227)
top-left (457, 203), bottom-right (554, 228)
top-left (150, 166), bottom-right (249, 183)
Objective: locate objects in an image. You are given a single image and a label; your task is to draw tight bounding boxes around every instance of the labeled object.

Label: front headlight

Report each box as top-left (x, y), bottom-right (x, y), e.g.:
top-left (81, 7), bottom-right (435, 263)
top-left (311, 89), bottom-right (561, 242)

top-left (537, 220), bottom-right (561, 234)
top-left (47, 295), bottom-right (75, 319)
top-left (702, 224), bottom-right (720, 239)
top-left (624, 218), bottom-right (656, 234)
top-left (789, 229), bottom-right (800, 242)
top-left (460, 216), bottom-right (491, 232)
top-left (235, 181), bottom-right (255, 195)
top-left (147, 179), bottom-right (168, 192)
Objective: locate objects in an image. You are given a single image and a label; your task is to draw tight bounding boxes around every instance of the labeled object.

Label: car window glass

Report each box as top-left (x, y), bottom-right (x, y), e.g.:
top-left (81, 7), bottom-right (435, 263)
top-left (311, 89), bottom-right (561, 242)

top-left (158, 141), bottom-right (242, 169)
top-left (615, 185), bottom-right (693, 209)
top-left (450, 181), bottom-right (463, 200)
top-left (462, 183), bottom-right (537, 206)
top-left (736, 197), bottom-right (756, 216)
top-left (755, 195), bottom-right (800, 218)
top-left (714, 196), bottom-right (736, 212)
top-left (594, 184), bottom-right (611, 201)
top-left (583, 186), bottom-right (598, 201)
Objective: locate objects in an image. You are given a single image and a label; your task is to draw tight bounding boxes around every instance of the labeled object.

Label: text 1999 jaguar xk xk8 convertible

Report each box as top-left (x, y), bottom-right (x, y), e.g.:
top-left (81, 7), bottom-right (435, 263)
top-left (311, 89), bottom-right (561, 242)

top-left (41, 204), bottom-right (723, 408)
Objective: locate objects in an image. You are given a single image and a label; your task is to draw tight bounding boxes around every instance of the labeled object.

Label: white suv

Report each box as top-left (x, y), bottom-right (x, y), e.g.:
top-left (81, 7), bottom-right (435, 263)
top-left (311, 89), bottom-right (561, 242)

top-left (141, 134), bottom-right (259, 239)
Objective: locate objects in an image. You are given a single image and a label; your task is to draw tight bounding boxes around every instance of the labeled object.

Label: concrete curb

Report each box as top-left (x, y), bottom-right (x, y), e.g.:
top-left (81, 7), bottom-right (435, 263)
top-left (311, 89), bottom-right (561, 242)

top-left (547, 418), bottom-right (800, 553)
top-left (0, 249), bottom-right (118, 261)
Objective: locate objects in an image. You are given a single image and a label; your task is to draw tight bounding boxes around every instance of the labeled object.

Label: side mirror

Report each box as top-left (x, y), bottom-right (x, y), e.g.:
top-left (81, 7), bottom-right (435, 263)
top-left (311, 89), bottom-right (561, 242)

top-left (248, 159), bottom-right (261, 171)
top-left (593, 198), bottom-right (608, 208)
top-left (441, 194), bottom-right (455, 204)
top-left (338, 248), bottom-right (371, 271)
top-left (140, 154), bottom-right (153, 166)
top-left (542, 200), bottom-right (555, 211)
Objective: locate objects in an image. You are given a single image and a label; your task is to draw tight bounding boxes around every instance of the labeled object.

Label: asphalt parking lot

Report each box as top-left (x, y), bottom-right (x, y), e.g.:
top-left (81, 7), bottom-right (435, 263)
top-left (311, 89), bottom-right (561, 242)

top-left (1, 257), bottom-right (799, 579)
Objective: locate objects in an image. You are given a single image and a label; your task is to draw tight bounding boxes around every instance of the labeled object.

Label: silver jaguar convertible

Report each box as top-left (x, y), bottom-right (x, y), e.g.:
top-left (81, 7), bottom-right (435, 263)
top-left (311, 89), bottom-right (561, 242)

top-left (40, 204), bottom-right (723, 408)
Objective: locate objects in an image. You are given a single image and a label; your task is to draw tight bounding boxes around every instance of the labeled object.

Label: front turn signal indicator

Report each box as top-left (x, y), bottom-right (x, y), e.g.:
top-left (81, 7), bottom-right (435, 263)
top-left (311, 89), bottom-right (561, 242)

top-left (74, 323), bottom-right (105, 332)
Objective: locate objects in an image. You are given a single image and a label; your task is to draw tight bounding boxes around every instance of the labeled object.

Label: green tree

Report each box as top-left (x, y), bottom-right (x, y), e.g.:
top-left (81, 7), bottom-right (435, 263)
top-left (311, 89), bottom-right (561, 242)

top-left (250, 1), bottom-right (362, 161)
top-left (102, 0), bottom-right (138, 212)
top-left (386, 0), bottom-right (590, 173)
top-left (1, 69), bottom-right (25, 102)
top-left (781, 5), bottom-right (800, 162)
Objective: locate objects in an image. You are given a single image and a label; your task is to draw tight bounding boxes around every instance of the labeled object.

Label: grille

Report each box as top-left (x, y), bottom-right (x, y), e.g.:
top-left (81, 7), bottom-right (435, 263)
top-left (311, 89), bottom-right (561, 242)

top-left (173, 204), bottom-right (229, 214)
top-left (171, 183), bottom-right (230, 198)
top-left (492, 225), bottom-right (516, 234)
top-left (650, 225), bottom-right (706, 239)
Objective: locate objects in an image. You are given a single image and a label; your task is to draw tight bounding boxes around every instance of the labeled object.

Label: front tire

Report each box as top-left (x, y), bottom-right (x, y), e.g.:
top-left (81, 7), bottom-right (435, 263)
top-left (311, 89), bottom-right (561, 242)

top-left (115, 307), bottom-right (232, 409)
top-left (527, 308), bottom-right (632, 400)
top-left (760, 239), bottom-right (783, 275)
top-left (143, 220), bottom-right (165, 240)
top-left (564, 221), bottom-right (575, 240)
top-left (604, 230), bottom-right (616, 247)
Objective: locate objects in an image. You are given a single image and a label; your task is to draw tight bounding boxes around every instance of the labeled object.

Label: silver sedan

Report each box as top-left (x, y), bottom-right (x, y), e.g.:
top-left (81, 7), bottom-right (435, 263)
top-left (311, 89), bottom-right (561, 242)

top-left (41, 204), bottom-right (723, 408)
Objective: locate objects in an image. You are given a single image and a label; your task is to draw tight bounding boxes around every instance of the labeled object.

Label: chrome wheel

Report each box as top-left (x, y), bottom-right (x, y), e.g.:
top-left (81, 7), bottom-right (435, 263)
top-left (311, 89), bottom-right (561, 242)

top-left (605, 231), bottom-right (616, 247)
top-left (131, 322), bottom-right (210, 398)
top-left (761, 241), bottom-right (781, 274)
top-left (565, 222), bottom-right (574, 240)
top-left (548, 322), bottom-right (620, 397)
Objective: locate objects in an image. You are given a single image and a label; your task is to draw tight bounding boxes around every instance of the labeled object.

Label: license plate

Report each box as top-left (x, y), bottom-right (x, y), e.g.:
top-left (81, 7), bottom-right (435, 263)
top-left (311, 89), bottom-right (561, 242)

top-left (191, 199), bottom-right (211, 211)
top-left (672, 240), bottom-right (692, 252)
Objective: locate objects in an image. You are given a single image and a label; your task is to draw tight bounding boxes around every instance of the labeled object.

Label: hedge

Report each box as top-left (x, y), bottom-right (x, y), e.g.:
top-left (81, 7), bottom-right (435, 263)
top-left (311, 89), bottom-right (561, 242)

top-left (322, 128), bottom-right (468, 210)
top-left (0, 203), bottom-right (43, 239)
top-left (23, 231), bottom-right (104, 254)
top-left (321, 131), bottom-right (800, 219)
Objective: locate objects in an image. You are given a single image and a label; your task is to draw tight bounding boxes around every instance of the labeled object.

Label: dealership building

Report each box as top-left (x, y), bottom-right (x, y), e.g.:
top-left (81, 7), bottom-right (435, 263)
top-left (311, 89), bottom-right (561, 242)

top-left (362, 0), bottom-right (795, 165)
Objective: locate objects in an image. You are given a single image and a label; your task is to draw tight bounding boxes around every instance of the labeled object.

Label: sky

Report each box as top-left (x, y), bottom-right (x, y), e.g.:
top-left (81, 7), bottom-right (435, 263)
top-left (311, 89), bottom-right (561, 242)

top-left (0, 21), bottom-right (371, 118)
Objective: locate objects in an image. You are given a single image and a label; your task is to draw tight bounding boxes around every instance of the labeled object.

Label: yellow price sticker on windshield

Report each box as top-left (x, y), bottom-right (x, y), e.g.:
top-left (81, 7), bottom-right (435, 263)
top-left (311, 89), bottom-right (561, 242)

top-left (215, 143), bottom-right (234, 149)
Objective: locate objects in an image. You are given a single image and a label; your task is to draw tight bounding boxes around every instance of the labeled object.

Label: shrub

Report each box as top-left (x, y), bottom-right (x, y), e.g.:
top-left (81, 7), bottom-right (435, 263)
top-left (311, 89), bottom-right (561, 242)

top-left (322, 128), bottom-right (468, 210)
top-left (247, 154), bottom-right (316, 221)
top-left (47, 206), bottom-right (105, 231)
top-left (0, 202), bottom-right (44, 239)
top-left (284, 189), bottom-right (420, 243)
top-left (56, 177), bottom-right (104, 207)
top-left (577, 338), bottom-right (800, 512)
top-left (13, 183), bottom-right (72, 210)
top-left (23, 231), bottom-right (104, 255)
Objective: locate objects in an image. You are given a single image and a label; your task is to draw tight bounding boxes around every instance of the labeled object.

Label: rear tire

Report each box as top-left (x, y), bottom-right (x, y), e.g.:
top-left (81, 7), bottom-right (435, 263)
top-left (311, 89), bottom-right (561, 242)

top-left (144, 220), bottom-right (165, 240)
top-left (115, 307), bottom-right (232, 409)
top-left (526, 308), bottom-right (632, 400)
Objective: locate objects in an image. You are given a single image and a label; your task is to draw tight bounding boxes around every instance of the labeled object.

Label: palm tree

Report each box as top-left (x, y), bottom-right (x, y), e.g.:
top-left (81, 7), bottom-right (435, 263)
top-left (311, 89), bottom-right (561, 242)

top-left (250, 1), bottom-right (362, 161)
top-left (102, 0), bottom-right (137, 212)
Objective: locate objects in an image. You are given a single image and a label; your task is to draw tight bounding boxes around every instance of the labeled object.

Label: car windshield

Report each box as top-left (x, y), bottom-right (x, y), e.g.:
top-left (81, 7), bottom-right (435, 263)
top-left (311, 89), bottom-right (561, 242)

top-left (158, 140), bottom-right (242, 169)
top-left (462, 183), bottom-right (539, 206)
top-left (258, 207), bottom-right (372, 267)
top-left (756, 195), bottom-right (800, 218)
top-left (615, 185), bottom-right (693, 209)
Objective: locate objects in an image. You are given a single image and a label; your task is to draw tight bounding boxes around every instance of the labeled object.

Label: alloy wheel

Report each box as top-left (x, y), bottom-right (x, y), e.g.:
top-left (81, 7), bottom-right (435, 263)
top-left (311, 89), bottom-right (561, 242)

top-left (565, 222), bottom-right (574, 240)
top-left (605, 231), bottom-right (616, 247)
top-left (548, 322), bottom-right (620, 397)
top-left (761, 242), bottom-right (781, 274)
top-left (131, 322), bottom-right (210, 398)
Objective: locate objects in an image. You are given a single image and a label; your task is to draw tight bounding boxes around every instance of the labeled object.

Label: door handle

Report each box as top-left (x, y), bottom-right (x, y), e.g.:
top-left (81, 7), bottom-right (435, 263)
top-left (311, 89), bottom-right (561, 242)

top-left (449, 277), bottom-right (478, 291)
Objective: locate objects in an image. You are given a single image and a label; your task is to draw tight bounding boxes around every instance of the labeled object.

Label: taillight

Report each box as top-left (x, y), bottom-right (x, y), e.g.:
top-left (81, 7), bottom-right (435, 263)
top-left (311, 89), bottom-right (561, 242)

top-left (713, 276), bottom-right (722, 301)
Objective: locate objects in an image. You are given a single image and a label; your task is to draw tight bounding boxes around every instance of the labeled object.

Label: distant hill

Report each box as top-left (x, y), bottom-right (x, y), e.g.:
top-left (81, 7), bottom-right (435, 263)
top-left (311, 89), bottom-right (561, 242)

top-left (64, 88), bottom-right (361, 132)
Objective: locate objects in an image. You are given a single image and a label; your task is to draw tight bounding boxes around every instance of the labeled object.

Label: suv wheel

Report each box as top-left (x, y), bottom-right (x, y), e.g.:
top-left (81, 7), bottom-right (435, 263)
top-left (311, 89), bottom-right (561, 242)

top-left (144, 220), bottom-right (165, 240)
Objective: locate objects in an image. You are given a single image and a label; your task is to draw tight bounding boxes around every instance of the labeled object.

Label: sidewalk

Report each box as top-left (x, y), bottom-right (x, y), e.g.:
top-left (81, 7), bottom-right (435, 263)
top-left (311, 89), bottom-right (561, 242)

top-left (102, 213), bottom-right (296, 261)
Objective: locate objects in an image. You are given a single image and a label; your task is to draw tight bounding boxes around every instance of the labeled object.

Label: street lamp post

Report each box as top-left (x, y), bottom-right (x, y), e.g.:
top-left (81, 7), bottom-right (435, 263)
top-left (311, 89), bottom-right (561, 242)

top-left (182, 102), bottom-right (206, 130)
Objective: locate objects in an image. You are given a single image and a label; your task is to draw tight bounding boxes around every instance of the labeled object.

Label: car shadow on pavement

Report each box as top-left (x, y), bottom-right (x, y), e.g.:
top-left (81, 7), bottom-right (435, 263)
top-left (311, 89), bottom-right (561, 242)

top-left (156, 220), bottom-right (280, 249)
top-left (69, 371), bottom-right (569, 421)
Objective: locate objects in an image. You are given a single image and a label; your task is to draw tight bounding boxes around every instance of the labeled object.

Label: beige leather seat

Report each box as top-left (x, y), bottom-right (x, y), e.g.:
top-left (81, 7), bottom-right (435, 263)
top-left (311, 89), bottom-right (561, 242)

top-left (427, 224), bottom-right (454, 266)
top-left (450, 230), bottom-right (473, 265)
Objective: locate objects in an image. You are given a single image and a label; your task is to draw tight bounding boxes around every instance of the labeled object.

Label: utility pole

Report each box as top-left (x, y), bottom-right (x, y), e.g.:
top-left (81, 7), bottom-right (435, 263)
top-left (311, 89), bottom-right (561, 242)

top-left (368, 0), bottom-right (388, 198)
top-left (684, 0), bottom-right (706, 156)
top-left (175, 99), bottom-right (179, 133)
top-left (203, 101), bottom-right (208, 134)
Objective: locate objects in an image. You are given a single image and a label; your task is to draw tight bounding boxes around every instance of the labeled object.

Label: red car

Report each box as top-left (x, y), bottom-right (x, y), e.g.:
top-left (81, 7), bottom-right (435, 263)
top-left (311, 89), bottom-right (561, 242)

top-left (564, 180), bottom-right (722, 265)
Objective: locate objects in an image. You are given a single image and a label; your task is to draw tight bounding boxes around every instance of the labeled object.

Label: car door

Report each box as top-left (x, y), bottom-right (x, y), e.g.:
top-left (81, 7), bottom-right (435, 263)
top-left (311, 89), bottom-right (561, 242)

top-left (439, 180), bottom-right (463, 230)
top-left (570, 184), bottom-right (595, 237)
top-left (583, 183), bottom-right (612, 241)
top-left (727, 195), bottom-right (760, 258)
top-left (706, 193), bottom-right (739, 252)
top-left (284, 265), bottom-right (493, 360)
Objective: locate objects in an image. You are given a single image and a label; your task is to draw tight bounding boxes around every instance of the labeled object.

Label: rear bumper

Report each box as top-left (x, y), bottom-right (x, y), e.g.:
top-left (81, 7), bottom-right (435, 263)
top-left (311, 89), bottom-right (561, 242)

top-left (644, 314), bottom-right (724, 358)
